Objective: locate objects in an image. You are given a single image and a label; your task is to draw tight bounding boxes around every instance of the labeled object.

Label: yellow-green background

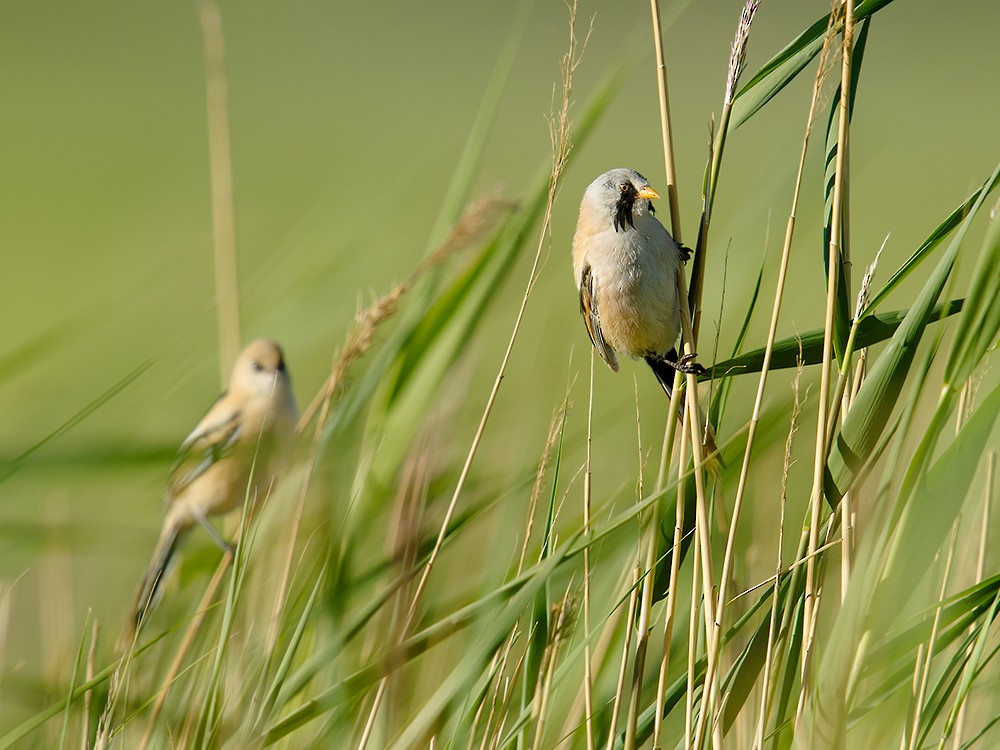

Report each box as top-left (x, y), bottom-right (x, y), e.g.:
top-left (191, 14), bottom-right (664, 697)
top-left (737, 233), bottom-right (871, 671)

top-left (1, 0), bottom-right (997, 732)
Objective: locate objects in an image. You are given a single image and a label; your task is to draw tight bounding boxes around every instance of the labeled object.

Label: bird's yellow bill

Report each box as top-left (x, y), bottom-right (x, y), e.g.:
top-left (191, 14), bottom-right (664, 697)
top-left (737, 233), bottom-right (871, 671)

top-left (637, 186), bottom-right (660, 200)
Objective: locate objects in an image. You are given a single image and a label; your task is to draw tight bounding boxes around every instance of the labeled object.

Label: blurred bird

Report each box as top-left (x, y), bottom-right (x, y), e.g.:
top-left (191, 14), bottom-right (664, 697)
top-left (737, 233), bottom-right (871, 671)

top-left (125, 339), bottom-right (298, 637)
top-left (572, 167), bottom-right (702, 394)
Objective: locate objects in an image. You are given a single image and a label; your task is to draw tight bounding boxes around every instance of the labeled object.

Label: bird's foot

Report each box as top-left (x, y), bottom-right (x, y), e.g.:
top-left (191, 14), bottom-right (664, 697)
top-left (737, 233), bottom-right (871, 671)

top-left (673, 352), bottom-right (705, 375)
top-left (678, 243), bottom-right (693, 263)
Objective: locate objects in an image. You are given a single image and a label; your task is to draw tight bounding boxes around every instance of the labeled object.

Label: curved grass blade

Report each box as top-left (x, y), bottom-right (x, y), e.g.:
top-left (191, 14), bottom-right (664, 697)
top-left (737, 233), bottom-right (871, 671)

top-left (921, 602), bottom-right (1000, 748)
top-left (263, 536), bottom-right (576, 745)
top-left (0, 357), bottom-right (154, 484)
top-left (58, 612), bottom-right (92, 750)
top-left (944, 210), bottom-right (1000, 386)
top-left (879, 380), bottom-right (1000, 621)
top-left (250, 561), bottom-right (328, 737)
top-left (731, 0), bottom-right (894, 129)
top-left (705, 299), bottom-right (963, 381)
top-left (867, 168), bottom-right (1000, 314)
top-left (824, 165), bottom-right (999, 501)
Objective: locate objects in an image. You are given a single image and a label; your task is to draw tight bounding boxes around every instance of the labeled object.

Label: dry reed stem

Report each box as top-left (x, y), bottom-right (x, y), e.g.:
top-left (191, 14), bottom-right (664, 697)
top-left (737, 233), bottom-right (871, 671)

top-left (829, 241), bottom-right (881, 603)
top-left (801, 0), bottom-right (855, 715)
top-left (648, 0), bottom-right (683, 241)
top-left (198, 0), bottom-right (240, 383)
top-left (531, 585), bottom-right (576, 750)
top-left (824, 236), bottom-right (886, 453)
top-left (654, 416), bottom-right (688, 746)
top-left (706, 8), bottom-right (840, 738)
top-left (519, 399), bottom-right (571, 576)
top-left (479, 627), bottom-right (521, 750)
top-left (680, 301), bottom-right (717, 750)
top-left (357, 3), bottom-right (583, 740)
top-left (685, 531), bottom-right (701, 746)
top-left (690, 0), bottom-right (760, 341)
top-left (606, 564), bottom-right (641, 750)
top-left (625, 377), bottom-right (659, 750)
top-left (753, 352), bottom-right (806, 749)
top-left (582, 348), bottom-right (596, 750)
top-left (560, 561), bottom-right (633, 745)
top-left (488, 633), bottom-right (531, 750)
top-left (644, 2), bottom-right (724, 743)
top-left (81, 618), bottom-right (99, 750)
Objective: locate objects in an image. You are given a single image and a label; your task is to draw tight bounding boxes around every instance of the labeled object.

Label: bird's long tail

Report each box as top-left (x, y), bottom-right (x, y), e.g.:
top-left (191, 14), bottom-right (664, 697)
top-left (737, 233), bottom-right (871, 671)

top-left (121, 522), bottom-right (184, 646)
top-left (646, 349), bottom-right (681, 398)
top-left (646, 350), bottom-right (722, 475)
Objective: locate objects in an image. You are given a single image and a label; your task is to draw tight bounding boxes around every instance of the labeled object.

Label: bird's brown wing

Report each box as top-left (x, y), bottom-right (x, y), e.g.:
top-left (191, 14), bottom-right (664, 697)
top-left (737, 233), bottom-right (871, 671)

top-left (166, 396), bottom-right (243, 498)
top-left (579, 265), bottom-right (619, 372)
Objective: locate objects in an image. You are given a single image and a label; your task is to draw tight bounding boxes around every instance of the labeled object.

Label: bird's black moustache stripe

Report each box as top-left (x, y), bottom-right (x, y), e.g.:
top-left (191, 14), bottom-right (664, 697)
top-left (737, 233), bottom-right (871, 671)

top-left (613, 188), bottom-right (636, 233)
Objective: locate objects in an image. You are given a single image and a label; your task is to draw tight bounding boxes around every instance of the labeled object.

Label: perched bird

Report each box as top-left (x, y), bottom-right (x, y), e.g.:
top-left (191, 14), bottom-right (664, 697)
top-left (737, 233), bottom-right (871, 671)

top-left (572, 167), bottom-right (702, 395)
top-left (125, 339), bottom-right (298, 636)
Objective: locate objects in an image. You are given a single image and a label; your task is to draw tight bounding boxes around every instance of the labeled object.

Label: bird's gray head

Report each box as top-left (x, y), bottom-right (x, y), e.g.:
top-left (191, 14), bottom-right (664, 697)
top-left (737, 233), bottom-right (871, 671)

top-left (231, 339), bottom-right (291, 396)
top-left (583, 168), bottom-right (660, 233)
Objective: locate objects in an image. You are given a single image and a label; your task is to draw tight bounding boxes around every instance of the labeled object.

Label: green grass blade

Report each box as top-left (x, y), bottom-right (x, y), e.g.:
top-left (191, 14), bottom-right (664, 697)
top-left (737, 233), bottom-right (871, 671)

top-left (731, 0), bottom-right (894, 129)
top-left (58, 612), bottom-right (91, 750)
top-left (938, 590), bottom-right (1000, 744)
top-left (824, 165), bottom-right (999, 502)
top-left (706, 299), bottom-right (963, 381)
top-left (880, 381), bottom-right (1000, 620)
top-left (867, 168), bottom-right (1000, 313)
top-left (944, 209), bottom-right (1000, 386)
top-left (1, 357), bottom-right (154, 484)
top-left (263, 537), bottom-right (575, 744)
top-left (387, 537), bottom-right (576, 750)
top-left (252, 560), bottom-right (328, 736)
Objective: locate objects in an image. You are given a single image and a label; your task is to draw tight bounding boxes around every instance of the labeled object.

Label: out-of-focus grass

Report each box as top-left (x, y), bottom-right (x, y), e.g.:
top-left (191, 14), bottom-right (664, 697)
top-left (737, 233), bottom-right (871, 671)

top-left (1, 1), bottom-right (999, 748)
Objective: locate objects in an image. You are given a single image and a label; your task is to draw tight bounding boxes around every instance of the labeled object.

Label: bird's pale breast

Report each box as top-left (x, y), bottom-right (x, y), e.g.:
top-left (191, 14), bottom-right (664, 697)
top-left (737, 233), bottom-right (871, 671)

top-left (586, 224), bottom-right (681, 359)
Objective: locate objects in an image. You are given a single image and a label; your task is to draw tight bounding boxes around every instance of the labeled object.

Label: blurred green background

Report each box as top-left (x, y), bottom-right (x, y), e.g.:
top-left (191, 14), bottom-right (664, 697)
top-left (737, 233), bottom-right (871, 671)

top-left (1, 0), bottom-right (998, 733)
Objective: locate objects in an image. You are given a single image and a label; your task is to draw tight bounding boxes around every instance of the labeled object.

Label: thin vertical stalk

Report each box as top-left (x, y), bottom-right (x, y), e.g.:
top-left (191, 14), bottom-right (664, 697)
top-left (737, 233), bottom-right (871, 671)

top-left (532, 585), bottom-right (574, 750)
top-left (906, 524), bottom-right (958, 750)
top-left (801, 0), bottom-right (854, 709)
top-left (690, 1), bottom-right (760, 341)
top-left (706, 19), bottom-right (837, 735)
top-left (606, 565), bottom-right (642, 750)
top-left (561, 562), bottom-right (635, 744)
top-left (138, 549), bottom-right (235, 750)
top-left (198, 0), bottom-right (240, 382)
top-left (625, 383), bottom-right (652, 750)
top-left (648, 0), bottom-right (683, 241)
top-left (582, 349), bottom-right (596, 750)
top-left (753, 358), bottom-right (804, 749)
top-left (653, 422), bottom-right (688, 746)
top-left (686, 528), bottom-right (702, 748)
top-left (81, 620), bottom-right (99, 750)
top-left (640, 2), bottom-right (694, 746)
top-left (688, 378), bottom-right (719, 750)
top-left (950, 450), bottom-right (995, 749)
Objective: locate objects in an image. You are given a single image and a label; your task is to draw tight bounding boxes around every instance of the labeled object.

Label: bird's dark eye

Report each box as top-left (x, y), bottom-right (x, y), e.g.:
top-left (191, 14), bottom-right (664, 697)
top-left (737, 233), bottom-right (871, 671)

top-left (252, 361), bottom-right (264, 372)
top-left (619, 183), bottom-right (630, 193)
